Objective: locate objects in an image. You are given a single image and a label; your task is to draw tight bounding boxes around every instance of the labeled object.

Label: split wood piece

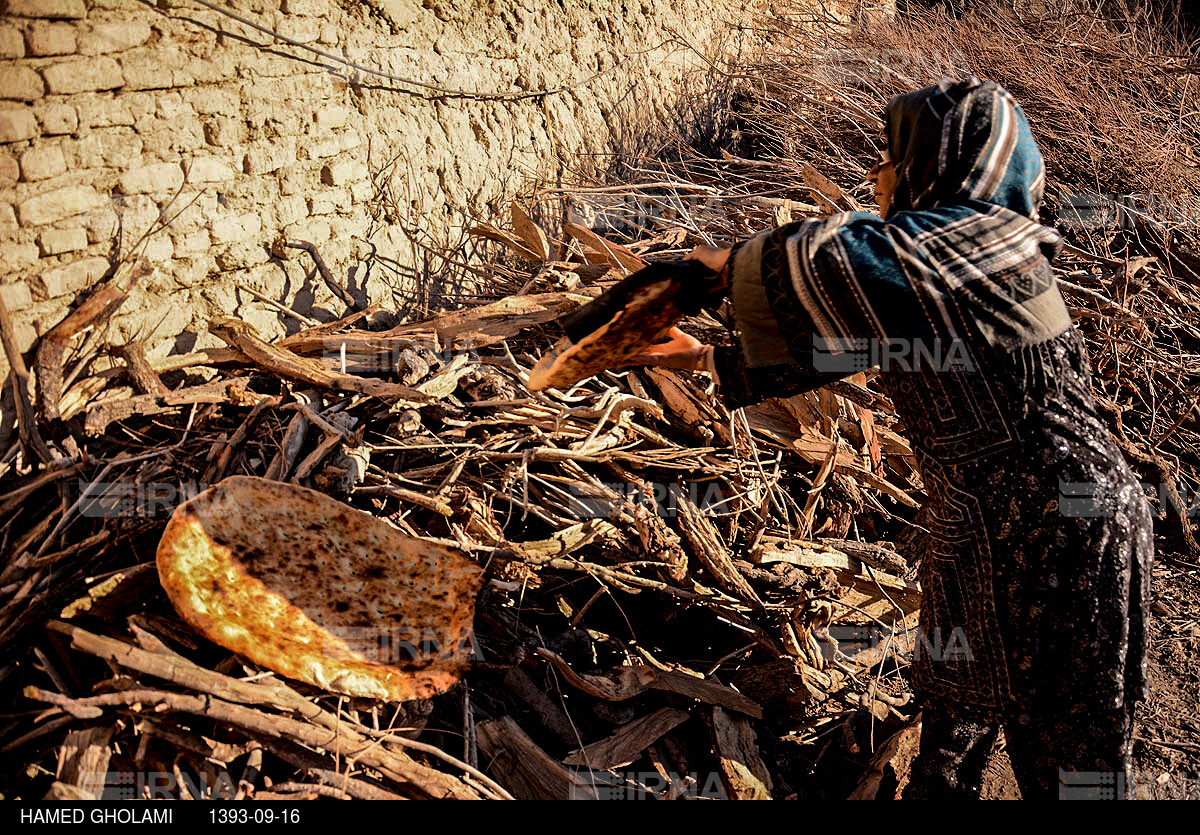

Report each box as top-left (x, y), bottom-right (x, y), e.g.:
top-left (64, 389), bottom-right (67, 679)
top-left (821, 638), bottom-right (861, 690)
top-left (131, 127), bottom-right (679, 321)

top-left (520, 261), bottom-right (612, 294)
top-left (264, 407), bottom-right (311, 482)
top-left (537, 648), bottom-right (763, 719)
top-left (300, 770), bottom-right (408, 801)
top-left (494, 548), bottom-right (641, 596)
top-left (48, 619), bottom-right (319, 716)
top-left (43, 783), bottom-right (95, 800)
top-left (645, 367), bottom-right (731, 444)
top-left (515, 519), bottom-right (620, 558)
top-left (134, 718), bottom-right (258, 767)
top-left (45, 621), bottom-right (483, 799)
top-left (510, 205), bottom-right (551, 262)
top-left (148, 347), bottom-right (249, 372)
top-left (57, 372), bottom-right (127, 424)
top-left (236, 747), bottom-right (263, 798)
top-left (115, 342), bottom-right (168, 395)
top-left (817, 537), bottom-right (908, 576)
top-left (563, 223), bottom-right (647, 273)
top-left (468, 222), bottom-right (545, 261)
top-left (56, 558), bottom-right (145, 618)
top-left (826, 378), bottom-right (895, 414)
top-left (753, 534), bottom-right (908, 577)
top-left (354, 484), bottom-right (453, 516)
top-left (778, 389), bottom-right (826, 433)
top-left (202, 394), bottom-right (282, 483)
top-left (291, 410), bottom-right (355, 482)
top-left (35, 258), bottom-right (149, 422)
top-left (25, 684), bottom-right (482, 800)
top-left (501, 667), bottom-right (579, 747)
top-left (847, 714), bottom-right (922, 800)
top-left (627, 227), bottom-right (690, 254)
top-left (801, 440), bottom-right (839, 537)
top-left (564, 707), bottom-right (690, 769)
top-left (733, 560), bottom-right (816, 598)
top-left (0, 292), bottom-right (53, 463)
top-left (282, 398), bottom-right (355, 441)
top-left (656, 731), bottom-right (695, 793)
top-left (751, 540), bottom-right (921, 622)
top-left (449, 488), bottom-right (505, 545)
top-left (475, 716), bottom-right (598, 800)
top-left (801, 162), bottom-right (862, 213)
top-left (675, 489), bottom-right (764, 609)
top-left (856, 403), bottom-right (882, 472)
top-left (54, 726), bottom-right (114, 800)
top-left (84, 377), bottom-right (258, 437)
top-left (845, 622), bottom-right (918, 673)
top-left (378, 292), bottom-right (589, 350)
top-left (280, 239), bottom-right (357, 310)
top-left (630, 501), bottom-right (688, 582)
top-left (416, 355), bottom-right (474, 399)
top-left (207, 317), bottom-right (431, 405)
top-left (743, 194), bottom-right (822, 216)
top-left (727, 657), bottom-right (829, 710)
top-left (708, 706), bottom-right (773, 800)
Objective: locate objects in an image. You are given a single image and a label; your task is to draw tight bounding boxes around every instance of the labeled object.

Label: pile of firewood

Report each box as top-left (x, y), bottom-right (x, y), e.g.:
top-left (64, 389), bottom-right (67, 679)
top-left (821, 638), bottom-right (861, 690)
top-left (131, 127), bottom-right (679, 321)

top-left (0, 198), bottom-right (939, 799)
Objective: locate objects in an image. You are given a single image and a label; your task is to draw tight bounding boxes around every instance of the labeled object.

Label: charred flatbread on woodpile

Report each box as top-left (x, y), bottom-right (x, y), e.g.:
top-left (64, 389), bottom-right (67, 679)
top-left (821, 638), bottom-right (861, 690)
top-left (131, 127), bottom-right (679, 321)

top-left (527, 260), bottom-right (723, 391)
top-left (156, 476), bottom-right (484, 701)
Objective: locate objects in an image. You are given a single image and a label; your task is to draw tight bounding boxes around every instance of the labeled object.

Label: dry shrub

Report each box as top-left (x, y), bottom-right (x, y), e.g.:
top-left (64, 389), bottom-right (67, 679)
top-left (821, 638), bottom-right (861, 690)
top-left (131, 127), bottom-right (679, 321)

top-left (727, 0), bottom-right (1200, 232)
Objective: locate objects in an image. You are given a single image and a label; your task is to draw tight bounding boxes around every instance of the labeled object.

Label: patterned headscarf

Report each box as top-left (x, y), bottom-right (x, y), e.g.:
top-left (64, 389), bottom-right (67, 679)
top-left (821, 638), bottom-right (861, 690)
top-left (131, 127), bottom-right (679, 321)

top-left (884, 77), bottom-right (1047, 220)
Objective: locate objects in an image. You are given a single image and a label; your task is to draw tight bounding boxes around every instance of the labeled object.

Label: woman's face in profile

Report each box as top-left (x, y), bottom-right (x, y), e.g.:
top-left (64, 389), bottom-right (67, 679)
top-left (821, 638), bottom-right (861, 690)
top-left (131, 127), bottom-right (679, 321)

top-left (868, 151), bottom-right (898, 216)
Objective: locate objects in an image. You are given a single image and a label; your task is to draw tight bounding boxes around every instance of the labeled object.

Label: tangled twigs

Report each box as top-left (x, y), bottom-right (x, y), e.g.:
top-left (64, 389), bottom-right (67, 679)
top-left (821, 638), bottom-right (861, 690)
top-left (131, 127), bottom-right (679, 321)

top-left (0, 294), bottom-right (52, 464)
top-left (34, 259), bottom-right (148, 423)
top-left (281, 239), bottom-right (359, 310)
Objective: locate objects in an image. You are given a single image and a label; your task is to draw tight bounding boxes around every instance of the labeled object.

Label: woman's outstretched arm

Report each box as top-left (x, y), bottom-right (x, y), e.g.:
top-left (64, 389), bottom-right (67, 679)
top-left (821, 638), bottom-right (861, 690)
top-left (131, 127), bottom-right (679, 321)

top-left (640, 222), bottom-right (880, 409)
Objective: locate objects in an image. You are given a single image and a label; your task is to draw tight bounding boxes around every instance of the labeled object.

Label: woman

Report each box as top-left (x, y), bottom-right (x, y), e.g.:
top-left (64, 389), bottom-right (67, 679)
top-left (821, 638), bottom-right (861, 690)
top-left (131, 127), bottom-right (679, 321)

top-left (636, 77), bottom-right (1153, 799)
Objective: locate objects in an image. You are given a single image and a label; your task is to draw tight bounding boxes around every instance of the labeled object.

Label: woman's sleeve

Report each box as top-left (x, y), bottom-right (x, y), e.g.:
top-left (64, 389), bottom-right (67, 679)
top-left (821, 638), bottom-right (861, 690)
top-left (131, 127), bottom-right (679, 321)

top-left (709, 217), bottom-right (884, 410)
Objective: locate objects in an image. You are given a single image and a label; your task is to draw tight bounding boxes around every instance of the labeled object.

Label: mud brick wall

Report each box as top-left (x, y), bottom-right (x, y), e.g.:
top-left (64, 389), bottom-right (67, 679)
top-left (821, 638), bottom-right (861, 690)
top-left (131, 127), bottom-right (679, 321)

top-left (0, 0), bottom-right (754, 389)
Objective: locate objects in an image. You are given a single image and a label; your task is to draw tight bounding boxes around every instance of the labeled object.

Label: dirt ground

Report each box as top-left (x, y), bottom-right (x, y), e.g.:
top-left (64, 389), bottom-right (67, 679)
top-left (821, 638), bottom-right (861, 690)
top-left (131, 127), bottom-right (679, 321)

top-left (981, 553), bottom-right (1200, 799)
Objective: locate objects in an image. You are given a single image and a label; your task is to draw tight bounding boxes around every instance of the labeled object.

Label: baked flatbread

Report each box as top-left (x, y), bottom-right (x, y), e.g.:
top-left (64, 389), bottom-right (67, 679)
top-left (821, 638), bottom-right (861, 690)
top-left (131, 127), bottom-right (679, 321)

top-left (528, 261), bottom-right (718, 391)
top-left (156, 476), bottom-right (483, 701)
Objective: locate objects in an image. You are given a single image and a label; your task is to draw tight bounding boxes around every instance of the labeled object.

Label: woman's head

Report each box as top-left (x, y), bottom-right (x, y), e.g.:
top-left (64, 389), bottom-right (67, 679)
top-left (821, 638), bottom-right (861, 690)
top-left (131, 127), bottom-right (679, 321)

top-left (879, 77), bottom-right (1047, 221)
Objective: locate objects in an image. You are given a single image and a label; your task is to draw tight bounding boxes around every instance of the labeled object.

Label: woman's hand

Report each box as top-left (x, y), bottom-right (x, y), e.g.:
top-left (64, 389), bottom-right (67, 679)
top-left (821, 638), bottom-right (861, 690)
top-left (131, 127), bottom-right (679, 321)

top-left (686, 245), bottom-right (732, 285)
top-left (628, 247), bottom-right (730, 371)
top-left (629, 326), bottom-right (711, 371)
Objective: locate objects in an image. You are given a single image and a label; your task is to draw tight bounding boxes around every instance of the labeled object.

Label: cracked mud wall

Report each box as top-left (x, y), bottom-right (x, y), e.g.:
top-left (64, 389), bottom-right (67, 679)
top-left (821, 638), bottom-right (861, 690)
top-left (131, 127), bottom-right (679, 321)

top-left (0, 0), bottom-right (770, 386)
